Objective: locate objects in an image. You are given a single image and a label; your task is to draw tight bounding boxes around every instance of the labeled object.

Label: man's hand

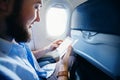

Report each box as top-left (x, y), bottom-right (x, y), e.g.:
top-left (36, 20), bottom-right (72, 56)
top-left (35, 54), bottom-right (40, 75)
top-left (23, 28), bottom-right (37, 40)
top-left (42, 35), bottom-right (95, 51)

top-left (57, 46), bottom-right (73, 80)
top-left (60, 45), bottom-right (72, 68)
top-left (45, 40), bottom-right (63, 53)
top-left (32, 40), bottom-right (63, 59)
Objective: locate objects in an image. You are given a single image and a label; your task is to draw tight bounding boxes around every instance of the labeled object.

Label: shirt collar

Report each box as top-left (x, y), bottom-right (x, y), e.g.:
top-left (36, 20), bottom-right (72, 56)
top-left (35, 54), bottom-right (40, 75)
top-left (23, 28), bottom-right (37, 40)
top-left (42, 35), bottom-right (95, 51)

top-left (0, 38), bottom-right (15, 55)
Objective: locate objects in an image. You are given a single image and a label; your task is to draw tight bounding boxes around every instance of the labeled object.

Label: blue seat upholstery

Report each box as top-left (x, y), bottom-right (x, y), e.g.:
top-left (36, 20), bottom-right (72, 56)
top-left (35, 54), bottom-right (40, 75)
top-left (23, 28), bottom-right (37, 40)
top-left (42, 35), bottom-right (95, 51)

top-left (71, 30), bottom-right (120, 79)
top-left (70, 0), bottom-right (120, 79)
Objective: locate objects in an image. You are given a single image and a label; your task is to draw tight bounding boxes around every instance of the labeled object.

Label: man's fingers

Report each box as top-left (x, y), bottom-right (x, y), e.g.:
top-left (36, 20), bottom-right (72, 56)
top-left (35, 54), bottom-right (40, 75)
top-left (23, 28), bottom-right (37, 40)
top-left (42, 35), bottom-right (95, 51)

top-left (62, 45), bottom-right (72, 64)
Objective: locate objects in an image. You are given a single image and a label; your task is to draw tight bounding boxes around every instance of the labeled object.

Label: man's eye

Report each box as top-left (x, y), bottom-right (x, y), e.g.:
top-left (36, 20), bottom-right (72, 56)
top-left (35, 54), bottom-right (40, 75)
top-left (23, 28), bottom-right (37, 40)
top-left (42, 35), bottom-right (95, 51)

top-left (34, 5), bottom-right (39, 9)
top-left (34, 4), bottom-right (42, 10)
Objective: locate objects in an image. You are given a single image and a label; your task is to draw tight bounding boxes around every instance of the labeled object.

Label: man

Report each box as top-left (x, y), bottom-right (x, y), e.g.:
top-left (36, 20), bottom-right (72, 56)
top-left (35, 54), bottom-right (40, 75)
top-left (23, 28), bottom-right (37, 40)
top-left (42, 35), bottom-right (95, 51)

top-left (0, 0), bottom-right (72, 80)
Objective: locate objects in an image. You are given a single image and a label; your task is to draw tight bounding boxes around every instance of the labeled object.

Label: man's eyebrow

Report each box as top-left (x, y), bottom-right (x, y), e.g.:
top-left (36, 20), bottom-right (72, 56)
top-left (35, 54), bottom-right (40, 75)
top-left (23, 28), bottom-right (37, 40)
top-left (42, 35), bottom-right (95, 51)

top-left (36, 0), bottom-right (41, 4)
top-left (36, 0), bottom-right (42, 7)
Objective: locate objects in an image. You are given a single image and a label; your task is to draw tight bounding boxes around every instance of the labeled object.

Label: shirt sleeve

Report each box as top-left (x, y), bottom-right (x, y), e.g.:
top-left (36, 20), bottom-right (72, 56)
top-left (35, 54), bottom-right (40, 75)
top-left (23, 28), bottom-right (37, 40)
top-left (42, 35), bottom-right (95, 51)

top-left (0, 65), bottom-right (21, 80)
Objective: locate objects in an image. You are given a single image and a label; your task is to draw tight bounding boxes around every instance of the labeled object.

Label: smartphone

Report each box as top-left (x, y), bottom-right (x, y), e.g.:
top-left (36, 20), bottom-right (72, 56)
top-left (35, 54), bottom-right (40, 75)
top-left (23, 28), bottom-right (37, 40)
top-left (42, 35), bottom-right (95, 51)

top-left (56, 37), bottom-right (75, 58)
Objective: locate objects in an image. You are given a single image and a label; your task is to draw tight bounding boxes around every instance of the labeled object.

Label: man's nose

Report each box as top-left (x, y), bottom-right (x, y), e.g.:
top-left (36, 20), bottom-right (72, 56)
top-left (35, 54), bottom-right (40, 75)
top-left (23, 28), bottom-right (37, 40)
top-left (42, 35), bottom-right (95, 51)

top-left (35, 10), bottom-right (40, 22)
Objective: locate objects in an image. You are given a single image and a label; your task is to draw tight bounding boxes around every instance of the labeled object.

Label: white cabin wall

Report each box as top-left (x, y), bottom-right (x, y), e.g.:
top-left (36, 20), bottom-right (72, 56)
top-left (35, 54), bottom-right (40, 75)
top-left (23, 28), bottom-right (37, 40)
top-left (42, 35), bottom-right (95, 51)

top-left (67, 0), bottom-right (87, 9)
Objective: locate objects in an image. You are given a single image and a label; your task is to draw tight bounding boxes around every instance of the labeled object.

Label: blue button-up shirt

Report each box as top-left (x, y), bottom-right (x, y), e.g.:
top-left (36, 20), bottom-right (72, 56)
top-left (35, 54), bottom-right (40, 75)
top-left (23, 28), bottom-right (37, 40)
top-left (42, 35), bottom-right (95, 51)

top-left (0, 38), bottom-right (47, 80)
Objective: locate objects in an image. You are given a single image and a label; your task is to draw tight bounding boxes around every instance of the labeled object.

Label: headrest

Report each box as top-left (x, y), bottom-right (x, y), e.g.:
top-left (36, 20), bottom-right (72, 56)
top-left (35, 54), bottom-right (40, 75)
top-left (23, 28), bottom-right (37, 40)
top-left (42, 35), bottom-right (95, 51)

top-left (71, 0), bottom-right (120, 36)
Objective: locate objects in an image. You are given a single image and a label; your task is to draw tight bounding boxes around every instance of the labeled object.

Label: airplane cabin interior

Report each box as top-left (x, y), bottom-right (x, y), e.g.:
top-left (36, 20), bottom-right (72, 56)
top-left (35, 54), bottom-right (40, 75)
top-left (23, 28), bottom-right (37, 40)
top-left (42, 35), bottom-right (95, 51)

top-left (0, 0), bottom-right (120, 80)
top-left (27, 0), bottom-right (120, 80)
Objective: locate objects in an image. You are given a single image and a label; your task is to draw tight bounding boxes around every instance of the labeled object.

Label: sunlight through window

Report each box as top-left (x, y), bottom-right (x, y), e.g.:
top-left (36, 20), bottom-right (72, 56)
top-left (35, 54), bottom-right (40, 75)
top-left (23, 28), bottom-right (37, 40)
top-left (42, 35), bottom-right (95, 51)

top-left (46, 7), bottom-right (67, 37)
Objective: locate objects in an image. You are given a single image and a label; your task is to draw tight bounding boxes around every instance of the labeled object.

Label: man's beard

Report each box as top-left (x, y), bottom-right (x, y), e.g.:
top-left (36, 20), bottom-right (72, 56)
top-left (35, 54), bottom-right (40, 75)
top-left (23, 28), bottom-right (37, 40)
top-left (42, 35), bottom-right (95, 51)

top-left (6, 15), bottom-right (31, 43)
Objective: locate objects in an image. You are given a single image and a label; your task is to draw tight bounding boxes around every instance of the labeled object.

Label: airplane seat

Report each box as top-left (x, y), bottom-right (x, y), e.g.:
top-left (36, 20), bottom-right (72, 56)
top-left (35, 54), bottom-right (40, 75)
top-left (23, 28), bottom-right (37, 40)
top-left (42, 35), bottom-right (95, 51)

top-left (70, 0), bottom-right (120, 80)
top-left (37, 56), bottom-right (56, 67)
top-left (70, 30), bottom-right (120, 80)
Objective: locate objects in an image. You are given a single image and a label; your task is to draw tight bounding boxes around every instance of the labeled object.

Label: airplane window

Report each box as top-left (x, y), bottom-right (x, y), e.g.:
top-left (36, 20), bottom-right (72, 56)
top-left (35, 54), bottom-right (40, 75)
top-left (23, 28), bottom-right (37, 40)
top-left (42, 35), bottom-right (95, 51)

top-left (46, 7), bottom-right (67, 37)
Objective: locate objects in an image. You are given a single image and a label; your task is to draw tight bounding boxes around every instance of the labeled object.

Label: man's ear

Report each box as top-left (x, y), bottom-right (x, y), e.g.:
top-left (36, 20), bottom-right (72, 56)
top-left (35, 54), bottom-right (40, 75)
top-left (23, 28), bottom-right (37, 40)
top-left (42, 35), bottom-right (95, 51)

top-left (0, 0), bottom-right (14, 15)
